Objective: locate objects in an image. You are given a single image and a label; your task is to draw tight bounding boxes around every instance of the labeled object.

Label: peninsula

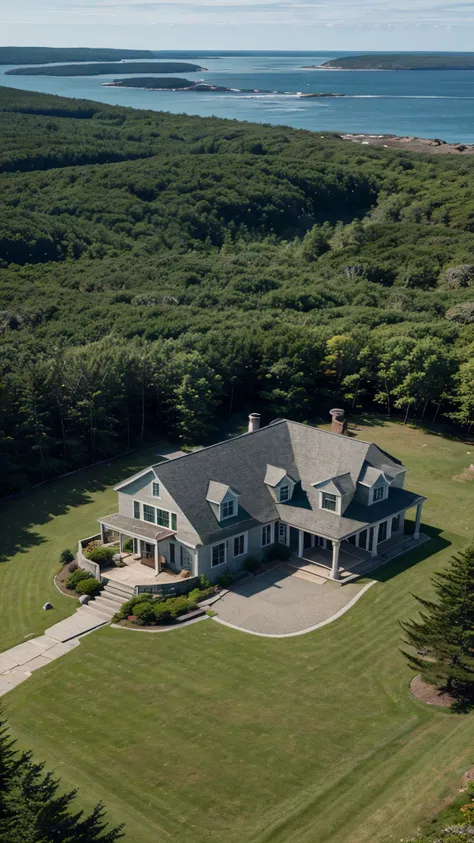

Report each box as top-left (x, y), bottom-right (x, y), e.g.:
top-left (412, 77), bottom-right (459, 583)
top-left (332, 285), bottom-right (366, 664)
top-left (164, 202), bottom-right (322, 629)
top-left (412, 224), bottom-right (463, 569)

top-left (311, 53), bottom-right (474, 70)
top-left (7, 62), bottom-right (207, 77)
top-left (0, 46), bottom-right (156, 65)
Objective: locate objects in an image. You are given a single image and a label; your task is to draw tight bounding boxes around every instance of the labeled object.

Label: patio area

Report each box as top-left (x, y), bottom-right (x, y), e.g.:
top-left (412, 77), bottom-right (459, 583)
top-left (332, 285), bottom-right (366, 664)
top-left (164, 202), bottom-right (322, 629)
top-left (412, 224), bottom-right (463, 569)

top-left (102, 558), bottom-right (184, 588)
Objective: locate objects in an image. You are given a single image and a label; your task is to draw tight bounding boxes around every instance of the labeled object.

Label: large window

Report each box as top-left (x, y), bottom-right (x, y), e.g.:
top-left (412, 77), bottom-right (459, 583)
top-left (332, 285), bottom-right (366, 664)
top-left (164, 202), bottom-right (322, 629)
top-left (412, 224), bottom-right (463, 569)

top-left (262, 524), bottom-right (272, 547)
top-left (373, 486), bottom-right (385, 503)
top-left (221, 499), bottom-right (235, 519)
top-left (212, 542), bottom-right (227, 568)
top-left (152, 482), bottom-right (160, 498)
top-left (279, 485), bottom-right (290, 503)
top-left (278, 523), bottom-right (288, 545)
top-left (233, 534), bottom-right (246, 557)
top-left (322, 493), bottom-right (337, 512)
top-left (156, 508), bottom-right (170, 528)
top-left (143, 504), bottom-right (155, 524)
top-left (133, 501), bottom-right (140, 520)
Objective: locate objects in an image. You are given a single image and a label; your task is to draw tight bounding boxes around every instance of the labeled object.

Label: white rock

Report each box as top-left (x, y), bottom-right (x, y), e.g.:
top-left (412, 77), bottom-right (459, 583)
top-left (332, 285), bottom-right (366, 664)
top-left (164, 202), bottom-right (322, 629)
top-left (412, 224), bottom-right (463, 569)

top-left (42, 602), bottom-right (53, 611)
top-left (79, 594), bottom-right (90, 605)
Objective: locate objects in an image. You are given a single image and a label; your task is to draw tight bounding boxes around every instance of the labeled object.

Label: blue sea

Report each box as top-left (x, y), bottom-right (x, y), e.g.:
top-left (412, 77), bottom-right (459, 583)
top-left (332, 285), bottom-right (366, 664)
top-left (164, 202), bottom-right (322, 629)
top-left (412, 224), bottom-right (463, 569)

top-left (2, 51), bottom-right (474, 142)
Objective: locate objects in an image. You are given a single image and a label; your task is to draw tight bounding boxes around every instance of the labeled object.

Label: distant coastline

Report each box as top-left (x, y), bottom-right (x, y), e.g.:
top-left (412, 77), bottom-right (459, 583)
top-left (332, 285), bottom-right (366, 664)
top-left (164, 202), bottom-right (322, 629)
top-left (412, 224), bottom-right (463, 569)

top-left (314, 53), bottom-right (474, 71)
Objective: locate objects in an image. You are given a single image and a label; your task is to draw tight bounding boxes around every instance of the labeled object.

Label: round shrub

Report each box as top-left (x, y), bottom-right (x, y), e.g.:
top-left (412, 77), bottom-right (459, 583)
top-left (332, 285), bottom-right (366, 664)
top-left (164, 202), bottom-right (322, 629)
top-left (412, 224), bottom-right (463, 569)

top-left (65, 568), bottom-right (92, 590)
top-left (133, 602), bottom-right (157, 625)
top-left (242, 555), bottom-right (259, 573)
top-left (86, 546), bottom-right (117, 568)
top-left (263, 543), bottom-right (291, 563)
top-left (59, 549), bottom-right (75, 566)
top-left (154, 603), bottom-right (172, 624)
top-left (75, 577), bottom-right (102, 596)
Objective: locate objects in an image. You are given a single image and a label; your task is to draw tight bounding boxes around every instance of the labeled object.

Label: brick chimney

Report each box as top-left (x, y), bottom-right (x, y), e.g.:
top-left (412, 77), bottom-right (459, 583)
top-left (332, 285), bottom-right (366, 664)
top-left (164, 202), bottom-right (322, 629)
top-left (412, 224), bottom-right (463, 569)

top-left (248, 413), bottom-right (261, 433)
top-left (329, 408), bottom-right (347, 435)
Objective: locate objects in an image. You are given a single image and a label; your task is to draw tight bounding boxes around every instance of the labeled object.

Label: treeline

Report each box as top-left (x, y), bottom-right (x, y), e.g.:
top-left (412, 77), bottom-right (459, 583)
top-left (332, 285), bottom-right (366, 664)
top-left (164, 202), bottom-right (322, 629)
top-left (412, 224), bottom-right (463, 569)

top-left (0, 46), bottom-right (155, 65)
top-left (0, 87), bottom-right (473, 494)
top-left (6, 62), bottom-right (204, 76)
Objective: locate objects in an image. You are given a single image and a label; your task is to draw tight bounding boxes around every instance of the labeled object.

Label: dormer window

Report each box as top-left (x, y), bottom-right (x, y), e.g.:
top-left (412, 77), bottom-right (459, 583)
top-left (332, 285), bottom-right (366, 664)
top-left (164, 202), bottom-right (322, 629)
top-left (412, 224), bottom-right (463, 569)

top-left (221, 499), bottom-right (235, 520)
top-left (322, 493), bottom-right (337, 512)
top-left (373, 486), bottom-right (385, 503)
top-left (152, 481), bottom-right (160, 498)
top-left (278, 485), bottom-right (290, 503)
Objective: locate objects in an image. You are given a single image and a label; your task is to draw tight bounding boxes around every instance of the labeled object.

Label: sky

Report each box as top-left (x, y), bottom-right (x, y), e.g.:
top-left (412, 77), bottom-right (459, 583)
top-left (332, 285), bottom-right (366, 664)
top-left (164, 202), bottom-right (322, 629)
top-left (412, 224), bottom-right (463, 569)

top-left (0, 0), bottom-right (473, 52)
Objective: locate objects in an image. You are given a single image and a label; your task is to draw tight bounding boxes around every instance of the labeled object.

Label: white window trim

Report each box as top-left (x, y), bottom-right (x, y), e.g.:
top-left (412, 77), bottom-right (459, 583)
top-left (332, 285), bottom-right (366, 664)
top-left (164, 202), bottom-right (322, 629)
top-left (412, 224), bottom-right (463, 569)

top-left (261, 524), bottom-right (273, 547)
top-left (319, 491), bottom-right (341, 515)
top-left (278, 523), bottom-right (289, 546)
top-left (152, 481), bottom-right (161, 498)
top-left (211, 540), bottom-right (228, 568)
top-left (143, 503), bottom-right (156, 525)
top-left (371, 485), bottom-right (386, 504)
top-left (133, 500), bottom-right (141, 519)
top-left (220, 498), bottom-right (237, 521)
top-left (233, 532), bottom-right (248, 558)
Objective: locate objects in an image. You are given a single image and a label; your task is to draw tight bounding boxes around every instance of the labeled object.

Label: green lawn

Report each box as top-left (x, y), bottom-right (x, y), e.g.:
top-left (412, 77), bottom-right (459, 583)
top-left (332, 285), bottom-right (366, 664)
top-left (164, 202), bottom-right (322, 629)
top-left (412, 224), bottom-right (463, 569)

top-left (2, 420), bottom-right (474, 843)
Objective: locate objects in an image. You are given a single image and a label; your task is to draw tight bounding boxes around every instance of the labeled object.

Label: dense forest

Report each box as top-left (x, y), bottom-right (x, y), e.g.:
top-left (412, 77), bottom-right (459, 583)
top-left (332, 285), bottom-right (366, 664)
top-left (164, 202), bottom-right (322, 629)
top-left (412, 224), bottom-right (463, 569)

top-left (6, 62), bottom-right (205, 76)
top-left (321, 53), bottom-right (474, 70)
top-left (0, 85), bottom-right (473, 496)
top-left (0, 47), bottom-right (156, 65)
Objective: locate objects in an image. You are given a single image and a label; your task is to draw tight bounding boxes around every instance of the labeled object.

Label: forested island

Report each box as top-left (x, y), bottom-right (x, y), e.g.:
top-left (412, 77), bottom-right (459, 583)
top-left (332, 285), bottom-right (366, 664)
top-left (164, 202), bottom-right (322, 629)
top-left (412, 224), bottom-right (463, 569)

top-left (105, 78), bottom-right (233, 91)
top-left (0, 46), bottom-right (156, 65)
top-left (317, 53), bottom-right (474, 70)
top-left (7, 62), bottom-right (206, 76)
top-left (0, 85), bottom-right (472, 496)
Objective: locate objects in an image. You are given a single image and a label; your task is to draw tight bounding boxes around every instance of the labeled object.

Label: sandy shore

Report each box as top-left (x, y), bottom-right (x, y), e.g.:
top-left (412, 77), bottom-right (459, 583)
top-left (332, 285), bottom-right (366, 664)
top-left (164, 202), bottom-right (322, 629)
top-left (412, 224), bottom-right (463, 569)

top-left (340, 133), bottom-right (474, 155)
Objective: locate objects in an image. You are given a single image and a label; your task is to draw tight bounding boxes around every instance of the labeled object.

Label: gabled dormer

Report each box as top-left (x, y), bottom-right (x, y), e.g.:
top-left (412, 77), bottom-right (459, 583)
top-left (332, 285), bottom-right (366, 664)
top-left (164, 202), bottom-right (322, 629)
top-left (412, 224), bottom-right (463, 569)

top-left (356, 464), bottom-right (390, 506)
top-left (312, 473), bottom-right (355, 515)
top-left (264, 465), bottom-right (296, 503)
top-left (206, 481), bottom-right (240, 522)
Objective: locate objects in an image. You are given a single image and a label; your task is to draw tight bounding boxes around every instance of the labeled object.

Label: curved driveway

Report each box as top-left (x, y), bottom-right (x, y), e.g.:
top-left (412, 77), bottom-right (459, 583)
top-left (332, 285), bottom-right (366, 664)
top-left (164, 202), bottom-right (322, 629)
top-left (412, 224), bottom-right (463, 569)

top-left (213, 565), bottom-right (371, 637)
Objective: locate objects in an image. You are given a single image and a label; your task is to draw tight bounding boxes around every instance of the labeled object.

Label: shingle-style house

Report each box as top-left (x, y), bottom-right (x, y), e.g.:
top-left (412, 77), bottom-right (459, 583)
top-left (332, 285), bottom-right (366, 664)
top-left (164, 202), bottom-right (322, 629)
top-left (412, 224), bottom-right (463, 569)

top-left (96, 416), bottom-right (426, 583)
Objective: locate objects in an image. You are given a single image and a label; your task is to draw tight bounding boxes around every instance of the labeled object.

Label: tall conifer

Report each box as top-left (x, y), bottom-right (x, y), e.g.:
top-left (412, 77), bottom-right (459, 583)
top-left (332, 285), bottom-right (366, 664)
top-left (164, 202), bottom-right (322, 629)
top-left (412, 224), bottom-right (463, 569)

top-left (401, 544), bottom-right (474, 698)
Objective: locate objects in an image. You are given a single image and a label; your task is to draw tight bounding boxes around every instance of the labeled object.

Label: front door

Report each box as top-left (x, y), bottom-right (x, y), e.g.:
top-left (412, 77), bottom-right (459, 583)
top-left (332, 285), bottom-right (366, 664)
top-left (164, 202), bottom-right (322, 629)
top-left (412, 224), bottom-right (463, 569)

top-left (180, 546), bottom-right (193, 572)
top-left (303, 531), bottom-right (312, 549)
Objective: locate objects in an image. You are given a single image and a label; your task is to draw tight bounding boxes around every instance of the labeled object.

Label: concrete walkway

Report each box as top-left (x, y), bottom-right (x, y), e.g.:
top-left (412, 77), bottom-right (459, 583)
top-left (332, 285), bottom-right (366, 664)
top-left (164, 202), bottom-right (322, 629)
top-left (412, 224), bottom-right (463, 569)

top-left (0, 603), bottom-right (113, 697)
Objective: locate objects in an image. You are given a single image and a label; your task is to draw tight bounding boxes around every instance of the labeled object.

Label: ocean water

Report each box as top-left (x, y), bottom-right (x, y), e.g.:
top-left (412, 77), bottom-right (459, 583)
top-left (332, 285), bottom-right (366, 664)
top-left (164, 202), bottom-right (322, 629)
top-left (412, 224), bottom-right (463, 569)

top-left (2, 51), bottom-right (474, 142)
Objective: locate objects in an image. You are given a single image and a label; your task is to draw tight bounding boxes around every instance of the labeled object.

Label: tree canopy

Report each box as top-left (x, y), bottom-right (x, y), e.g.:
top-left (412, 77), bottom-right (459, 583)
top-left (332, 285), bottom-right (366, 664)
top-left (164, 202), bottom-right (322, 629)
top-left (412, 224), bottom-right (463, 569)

top-left (0, 86), bottom-right (473, 495)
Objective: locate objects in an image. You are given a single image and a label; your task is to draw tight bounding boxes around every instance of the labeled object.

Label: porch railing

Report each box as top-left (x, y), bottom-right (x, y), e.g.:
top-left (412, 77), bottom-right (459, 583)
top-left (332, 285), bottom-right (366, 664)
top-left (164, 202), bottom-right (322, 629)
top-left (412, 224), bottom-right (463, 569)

top-left (77, 534), bottom-right (101, 581)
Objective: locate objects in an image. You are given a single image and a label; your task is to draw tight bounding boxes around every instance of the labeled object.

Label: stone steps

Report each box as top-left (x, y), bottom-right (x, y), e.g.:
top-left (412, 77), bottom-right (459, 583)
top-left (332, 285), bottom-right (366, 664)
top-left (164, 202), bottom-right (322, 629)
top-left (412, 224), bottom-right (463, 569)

top-left (102, 580), bottom-right (134, 600)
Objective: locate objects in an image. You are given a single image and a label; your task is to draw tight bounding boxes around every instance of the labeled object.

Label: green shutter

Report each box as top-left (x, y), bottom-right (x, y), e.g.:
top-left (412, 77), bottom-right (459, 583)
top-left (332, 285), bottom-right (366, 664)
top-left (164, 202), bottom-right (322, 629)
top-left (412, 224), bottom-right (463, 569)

top-left (171, 513), bottom-right (177, 531)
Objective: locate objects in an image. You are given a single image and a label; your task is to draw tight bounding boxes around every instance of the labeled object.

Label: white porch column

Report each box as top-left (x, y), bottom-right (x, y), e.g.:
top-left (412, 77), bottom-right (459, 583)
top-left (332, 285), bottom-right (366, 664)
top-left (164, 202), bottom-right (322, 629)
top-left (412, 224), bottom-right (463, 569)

top-left (298, 530), bottom-right (304, 558)
top-left (371, 527), bottom-right (378, 558)
top-left (386, 519), bottom-right (392, 541)
top-left (155, 542), bottom-right (160, 575)
top-left (331, 540), bottom-right (341, 580)
top-left (414, 501), bottom-right (423, 540)
top-left (311, 534), bottom-right (316, 548)
top-left (119, 533), bottom-right (123, 552)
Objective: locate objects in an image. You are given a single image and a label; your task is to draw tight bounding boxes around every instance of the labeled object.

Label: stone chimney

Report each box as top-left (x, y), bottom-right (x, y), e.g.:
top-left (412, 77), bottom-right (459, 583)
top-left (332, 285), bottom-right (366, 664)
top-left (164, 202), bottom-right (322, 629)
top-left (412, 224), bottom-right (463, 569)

top-left (248, 413), bottom-right (261, 433)
top-left (329, 408), bottom-right (347, 435)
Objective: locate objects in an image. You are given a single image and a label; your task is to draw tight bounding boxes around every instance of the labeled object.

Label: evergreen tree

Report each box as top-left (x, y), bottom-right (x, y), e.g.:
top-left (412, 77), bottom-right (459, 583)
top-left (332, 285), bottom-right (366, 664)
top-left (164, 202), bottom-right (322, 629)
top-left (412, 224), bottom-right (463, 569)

top-left (0, 708), bottom-right (124, 842)
top-left (400, 544), bottom-right (474, 699)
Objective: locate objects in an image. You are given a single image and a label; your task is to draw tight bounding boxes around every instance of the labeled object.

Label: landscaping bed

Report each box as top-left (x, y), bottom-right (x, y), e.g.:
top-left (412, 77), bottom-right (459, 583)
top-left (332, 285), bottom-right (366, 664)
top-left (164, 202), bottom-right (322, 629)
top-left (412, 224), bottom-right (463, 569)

top-left (55, 557), bottom-right (102, 599)
top-left (113, 581), bottom-right (218, 628)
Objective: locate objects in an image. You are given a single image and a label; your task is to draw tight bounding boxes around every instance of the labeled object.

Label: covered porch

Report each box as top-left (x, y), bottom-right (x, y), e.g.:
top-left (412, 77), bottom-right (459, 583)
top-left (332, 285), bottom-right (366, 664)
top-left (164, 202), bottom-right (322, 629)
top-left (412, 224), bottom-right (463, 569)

top-left (97, 512), bottom-right (176, 577)
top-left (285, 496), bottom-right (426, 581)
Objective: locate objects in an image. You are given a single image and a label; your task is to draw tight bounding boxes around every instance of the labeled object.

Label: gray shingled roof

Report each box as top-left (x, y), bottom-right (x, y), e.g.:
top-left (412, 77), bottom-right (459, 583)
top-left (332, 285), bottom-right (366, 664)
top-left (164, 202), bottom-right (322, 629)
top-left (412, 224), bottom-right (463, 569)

top-left (206, 480), bottom-right (234, 504)
top-left (152, 420), bottom-right (417, 545)
top-left (264, 465), bottom-right (289, 487)
top-left (358, 465), bottom-right (384, 486)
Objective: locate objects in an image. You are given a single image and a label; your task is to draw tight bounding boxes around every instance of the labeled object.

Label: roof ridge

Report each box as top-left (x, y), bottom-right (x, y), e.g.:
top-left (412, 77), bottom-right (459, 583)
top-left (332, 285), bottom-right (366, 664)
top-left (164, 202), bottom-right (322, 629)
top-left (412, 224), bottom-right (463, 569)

top-left (153, 419), bottom-right (289, 470)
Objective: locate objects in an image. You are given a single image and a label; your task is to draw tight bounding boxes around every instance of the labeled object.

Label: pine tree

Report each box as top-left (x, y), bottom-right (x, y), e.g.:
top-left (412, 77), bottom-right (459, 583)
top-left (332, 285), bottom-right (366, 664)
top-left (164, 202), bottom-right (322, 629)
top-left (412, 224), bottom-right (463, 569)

top-left (400, 544), bottom-right (474, 698)
top-left (0, 708), bottom-right (124, 842)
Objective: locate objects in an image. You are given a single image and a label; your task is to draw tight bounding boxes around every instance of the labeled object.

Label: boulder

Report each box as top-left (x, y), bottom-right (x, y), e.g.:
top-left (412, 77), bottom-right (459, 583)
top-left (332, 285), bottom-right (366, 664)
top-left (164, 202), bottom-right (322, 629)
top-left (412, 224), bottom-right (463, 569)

top-left (42, 602), bottom-right (53, 611)
top-left (79, 594), bottom-right (90, 605)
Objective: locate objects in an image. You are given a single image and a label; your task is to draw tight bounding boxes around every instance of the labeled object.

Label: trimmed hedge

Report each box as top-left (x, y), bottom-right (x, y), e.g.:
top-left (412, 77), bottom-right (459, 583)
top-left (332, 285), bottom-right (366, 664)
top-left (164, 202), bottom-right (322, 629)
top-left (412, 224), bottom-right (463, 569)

top-left (114, 587), bottom-right (213, 626)
top-left (75, 577), bottom-right (102, 596)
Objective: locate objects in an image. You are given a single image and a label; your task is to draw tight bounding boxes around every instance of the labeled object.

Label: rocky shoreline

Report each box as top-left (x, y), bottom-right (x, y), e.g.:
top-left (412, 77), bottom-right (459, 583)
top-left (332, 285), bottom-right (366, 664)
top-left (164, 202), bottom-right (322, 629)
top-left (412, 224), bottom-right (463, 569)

top-left (341, 133), bottom-right (474, 155)
top-left (104, 79), bottom-right (345, 97)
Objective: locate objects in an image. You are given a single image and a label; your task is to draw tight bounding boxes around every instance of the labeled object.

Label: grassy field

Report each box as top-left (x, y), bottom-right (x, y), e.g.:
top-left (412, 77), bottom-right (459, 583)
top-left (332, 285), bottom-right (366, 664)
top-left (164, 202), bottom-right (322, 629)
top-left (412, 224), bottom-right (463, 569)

top-left (2, 419), bottom-right (474, 843)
